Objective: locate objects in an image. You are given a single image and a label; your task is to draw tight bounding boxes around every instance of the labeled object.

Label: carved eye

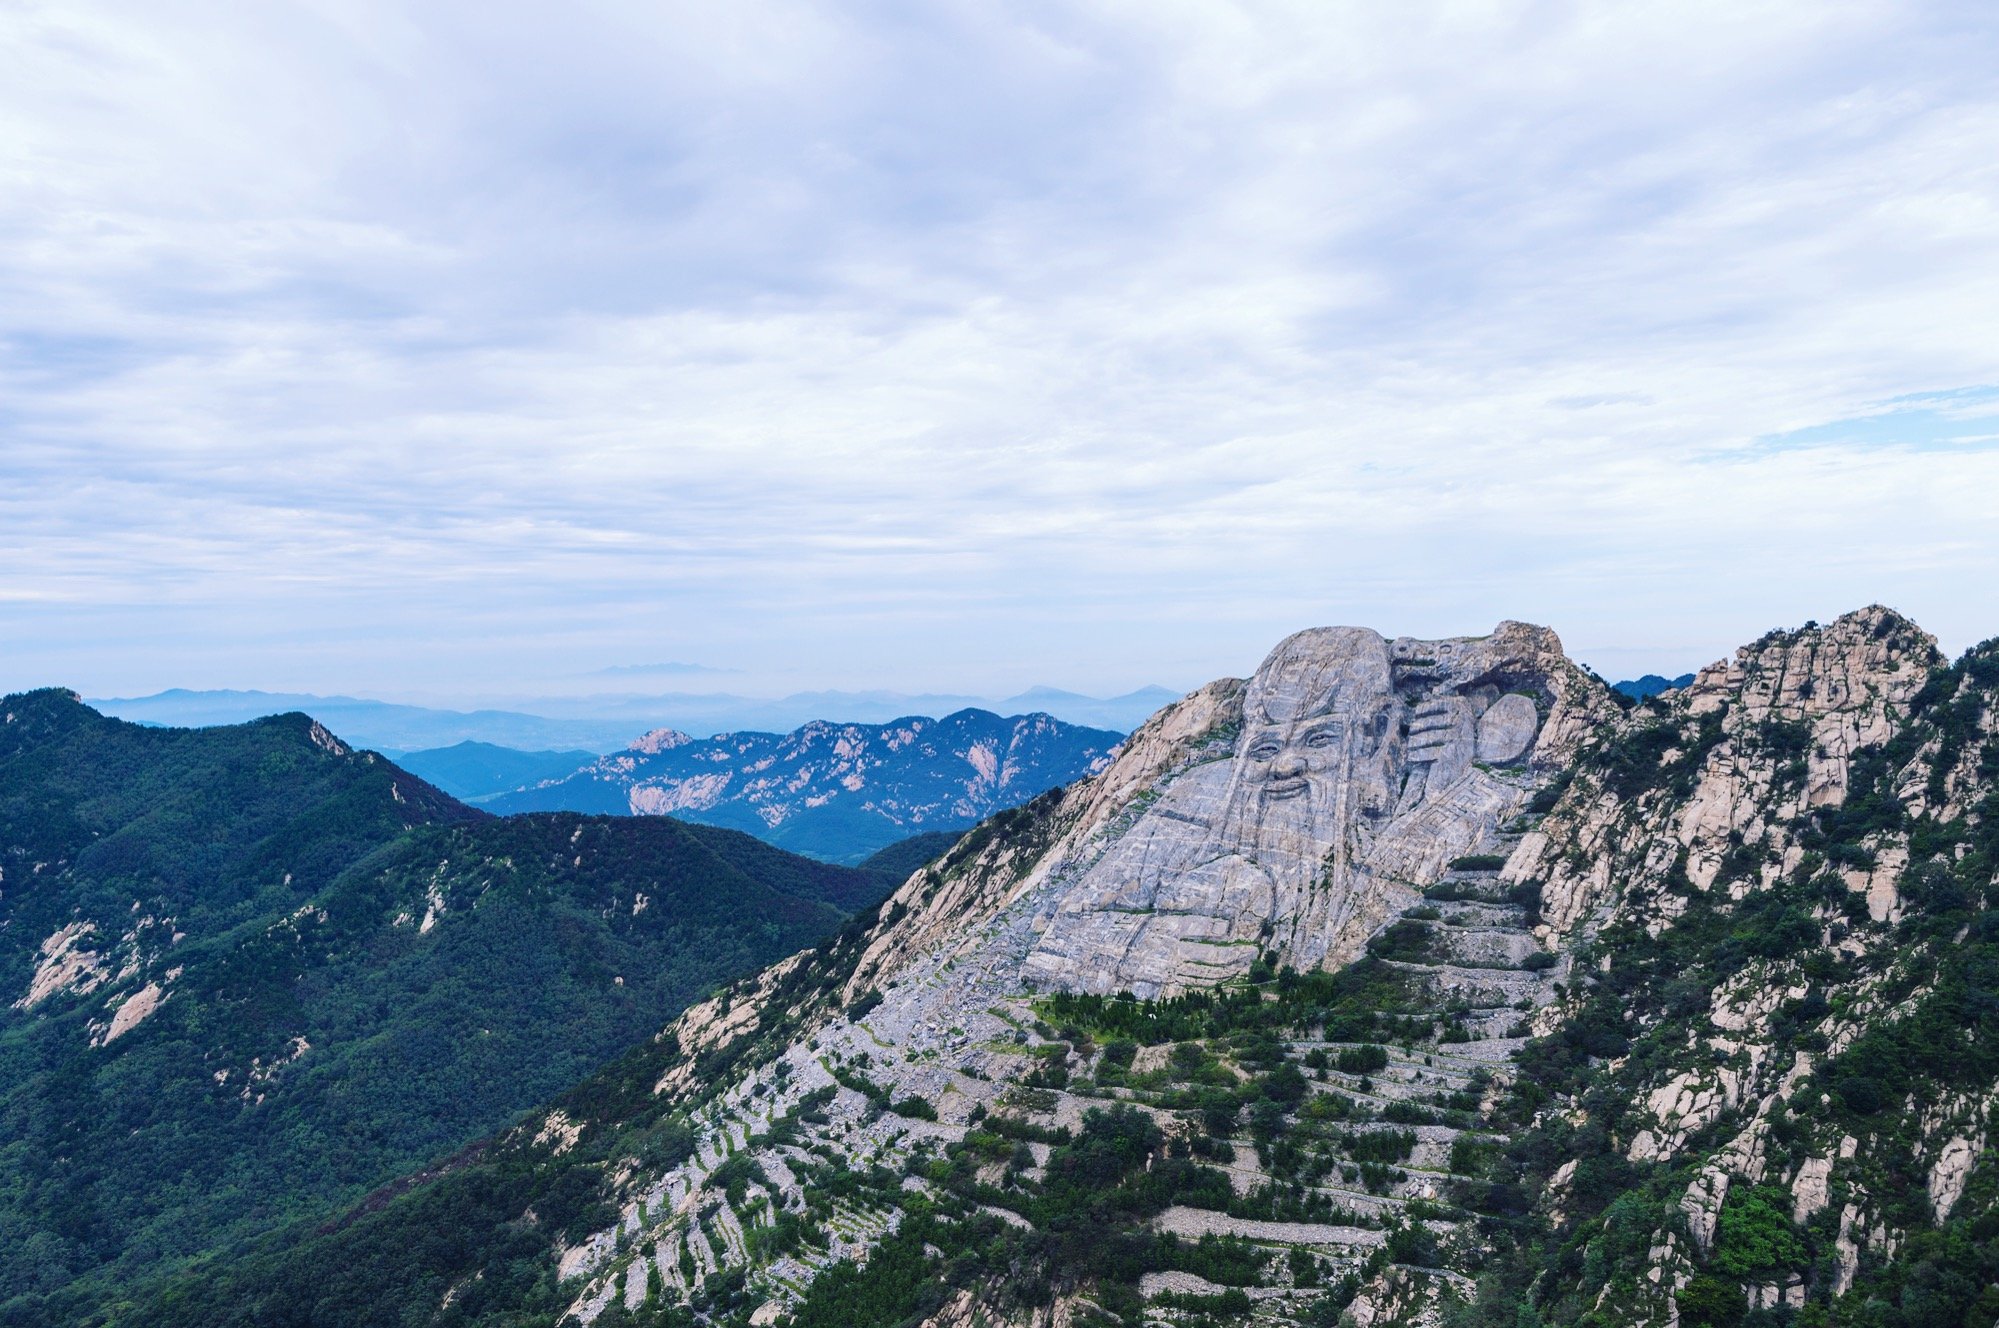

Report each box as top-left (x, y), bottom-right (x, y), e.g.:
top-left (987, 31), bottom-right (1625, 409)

top-left (1304, 728), bottom-right (1341, 748)
top-left (1248, 742), bottom-right (1281, 761)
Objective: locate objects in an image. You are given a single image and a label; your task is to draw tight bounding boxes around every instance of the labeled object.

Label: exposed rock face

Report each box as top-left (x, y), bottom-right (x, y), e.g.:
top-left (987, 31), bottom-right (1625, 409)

top-left (1525, 605), bottom-right (1940, 937)
top-left (15, 921), bottom-right (108, 1009)
top-left (1023, 621), bottom-right (1595, 994)
top-left (1492, 607), bottom-right (1999, 1326)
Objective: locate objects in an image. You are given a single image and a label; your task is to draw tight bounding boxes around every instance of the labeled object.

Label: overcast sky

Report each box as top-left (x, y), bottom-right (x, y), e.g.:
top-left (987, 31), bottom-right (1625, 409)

top-left (3, 1), bottom-right (1997, 705)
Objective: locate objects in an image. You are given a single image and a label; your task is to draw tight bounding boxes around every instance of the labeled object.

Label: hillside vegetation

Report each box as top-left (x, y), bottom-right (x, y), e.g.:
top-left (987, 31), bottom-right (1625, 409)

top-left (0, 692), bottom-right (895, 1324)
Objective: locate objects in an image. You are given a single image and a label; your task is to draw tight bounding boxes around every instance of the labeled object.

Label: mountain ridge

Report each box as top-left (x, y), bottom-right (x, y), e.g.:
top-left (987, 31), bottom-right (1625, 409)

top-left (487, 707), bottom-right (1125, 864)
top-left (89, 685), bottom-right (1182, 752)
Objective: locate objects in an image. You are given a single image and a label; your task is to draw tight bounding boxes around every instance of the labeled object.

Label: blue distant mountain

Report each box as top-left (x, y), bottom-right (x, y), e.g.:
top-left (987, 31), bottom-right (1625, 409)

top-left (89, 689), bottom-right (646, 752)
top-left (1611, 672), bottom-right (1696, 700)
top-left (90, 682), bottom-right (1177, 751)
top-left (392, 740), bottom-right (599, 802)
top-left (486, 708), bottom-right (1124, 864)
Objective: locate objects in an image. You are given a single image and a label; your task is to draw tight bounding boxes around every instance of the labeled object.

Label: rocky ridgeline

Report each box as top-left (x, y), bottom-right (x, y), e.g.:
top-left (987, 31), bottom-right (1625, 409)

top-left (538, 607), bottom-right (1996, 1328)
top-left (488, 709), bottom-right (1125, 863)
top-left (1493, 607), bottom-right (1999, 1325)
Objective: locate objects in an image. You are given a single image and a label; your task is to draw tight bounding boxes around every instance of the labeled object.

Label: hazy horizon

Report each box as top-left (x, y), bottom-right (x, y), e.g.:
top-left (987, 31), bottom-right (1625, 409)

top-left (2, 602), bottom-right (1962, 712)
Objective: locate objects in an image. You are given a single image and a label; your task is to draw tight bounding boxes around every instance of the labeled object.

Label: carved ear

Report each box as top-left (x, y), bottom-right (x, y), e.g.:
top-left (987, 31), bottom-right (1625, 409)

top-left (1475, 694), bottom-right (1538, 764)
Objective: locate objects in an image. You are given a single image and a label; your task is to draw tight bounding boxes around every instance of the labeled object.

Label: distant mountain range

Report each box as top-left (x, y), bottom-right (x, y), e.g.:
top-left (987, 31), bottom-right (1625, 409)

top-left (486, 709), bottom-right (1124, 863)
top-left (89, 684), bottom-right (1180, 752)
top-left (1610, 671), bottom-right (1696, 699)
top-left (86, 689), bottom-right (646, 752)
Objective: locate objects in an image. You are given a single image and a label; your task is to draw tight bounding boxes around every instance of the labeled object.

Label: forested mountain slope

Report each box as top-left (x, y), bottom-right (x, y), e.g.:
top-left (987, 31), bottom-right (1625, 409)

top-left (0, 693), bottom-right (896, 1324)
top-left (487, 709), bottom-right (1123, 864)
top-left (104, 609), bottom-right (1999, 1328)
top-left (394, 740), bottom-right (601, 803)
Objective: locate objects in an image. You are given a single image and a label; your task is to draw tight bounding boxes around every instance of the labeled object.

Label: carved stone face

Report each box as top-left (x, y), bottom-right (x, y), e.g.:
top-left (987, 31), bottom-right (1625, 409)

top-left (1241, 715), bottom-right (1346, 800)
top-left (1022, 620), bottom-right (1570, 998)
top-left (1216, 627), bottom-right (1396, 857)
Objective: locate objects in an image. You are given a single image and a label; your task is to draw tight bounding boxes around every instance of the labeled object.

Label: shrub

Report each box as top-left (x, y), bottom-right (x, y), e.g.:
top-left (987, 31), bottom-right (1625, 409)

top-left (1711, 1185), bottom-right (1805, 1278)
top-left (1677, 1274), bottom-right (1745, 1328)
top-left (1335, 1045), bottom-right (1389, 1075)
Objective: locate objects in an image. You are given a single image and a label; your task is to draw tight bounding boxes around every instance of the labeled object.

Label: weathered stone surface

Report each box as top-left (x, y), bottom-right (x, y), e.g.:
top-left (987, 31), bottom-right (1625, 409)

top-left (1930, 1133), bottom-right (1982, 1221)
top-left (1020, 622), bottom-right (1592, 995)
top-left (552, 606), bottom-right (1999, 1328)
top-left (1792, 1155), bottom-right (1834, 1223)
top-left (1536, 607), bottom-right (1941, 938)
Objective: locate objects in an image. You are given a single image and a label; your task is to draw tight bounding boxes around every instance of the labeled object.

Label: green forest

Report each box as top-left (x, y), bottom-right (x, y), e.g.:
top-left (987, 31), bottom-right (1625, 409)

top-left (0, 690), bottom-right (906, 1324)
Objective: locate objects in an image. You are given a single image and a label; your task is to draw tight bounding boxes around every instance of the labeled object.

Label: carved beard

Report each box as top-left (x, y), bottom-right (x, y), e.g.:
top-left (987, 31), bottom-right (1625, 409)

top-left (1222, 734), bottom-right (1340, 871)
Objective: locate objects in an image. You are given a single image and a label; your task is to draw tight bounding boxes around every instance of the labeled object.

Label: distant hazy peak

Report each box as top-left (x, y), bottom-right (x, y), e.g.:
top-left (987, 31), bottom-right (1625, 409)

top-left (628, 727), bottom-right (695, 754)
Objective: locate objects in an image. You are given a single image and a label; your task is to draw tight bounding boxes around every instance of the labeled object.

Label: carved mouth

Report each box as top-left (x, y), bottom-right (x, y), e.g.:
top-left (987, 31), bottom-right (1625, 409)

top-left (1264, 778), bottom-right (1309, 800)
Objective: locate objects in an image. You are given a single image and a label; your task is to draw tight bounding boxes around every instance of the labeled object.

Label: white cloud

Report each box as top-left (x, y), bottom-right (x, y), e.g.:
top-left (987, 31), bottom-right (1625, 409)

top-left (2, 0), bottom-right (1997, 700)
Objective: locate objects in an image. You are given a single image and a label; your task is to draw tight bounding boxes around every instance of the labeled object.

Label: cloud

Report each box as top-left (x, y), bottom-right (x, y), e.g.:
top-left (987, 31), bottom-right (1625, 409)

top-left (2, 1), bottom-right (1998, 699)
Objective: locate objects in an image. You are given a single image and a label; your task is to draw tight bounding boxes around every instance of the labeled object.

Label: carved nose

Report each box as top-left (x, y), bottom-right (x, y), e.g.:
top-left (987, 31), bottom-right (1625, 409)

top-left (1270, 753), bottom-right (1307, 779)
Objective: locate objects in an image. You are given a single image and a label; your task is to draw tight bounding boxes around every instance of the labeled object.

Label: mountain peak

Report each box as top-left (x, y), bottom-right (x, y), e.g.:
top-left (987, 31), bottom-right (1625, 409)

top-left (627, 727), bottom-right (694, 754)
top-left (496, 709), bottom-right (1124, 863)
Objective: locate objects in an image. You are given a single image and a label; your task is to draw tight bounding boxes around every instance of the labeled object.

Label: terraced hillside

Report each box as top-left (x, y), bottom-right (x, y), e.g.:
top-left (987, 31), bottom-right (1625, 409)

top-left (552, 838), bottom-right (1565, 1327)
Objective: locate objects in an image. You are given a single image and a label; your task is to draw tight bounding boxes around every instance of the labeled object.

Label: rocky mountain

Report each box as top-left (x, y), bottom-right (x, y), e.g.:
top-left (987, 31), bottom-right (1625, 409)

top-left (88, 609), bottom-right (1999, 1328)
top-left (0, 691), bottom-right (902, 1323)
top-left (486, 709), bottom-right (1126, 864)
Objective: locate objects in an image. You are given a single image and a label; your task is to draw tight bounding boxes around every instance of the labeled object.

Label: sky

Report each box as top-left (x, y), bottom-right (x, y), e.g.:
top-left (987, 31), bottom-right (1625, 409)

top-left (3, 1), bottom-right (1998, 706)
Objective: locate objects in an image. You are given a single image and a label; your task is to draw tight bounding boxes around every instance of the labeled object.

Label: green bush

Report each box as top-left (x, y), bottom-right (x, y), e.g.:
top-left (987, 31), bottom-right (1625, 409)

top-left (1335, 1045), bottom-right (1389, 1075)
top-left (1711, 1184), bottom-right (1805, 1278)
top-left (1676, 1273), bottom-right (1745, 1328)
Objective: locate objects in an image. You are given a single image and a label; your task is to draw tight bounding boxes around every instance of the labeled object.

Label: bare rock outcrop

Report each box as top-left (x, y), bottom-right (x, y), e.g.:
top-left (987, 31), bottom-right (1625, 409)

top-left (1020, 621), bottom-right (1599, 995)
